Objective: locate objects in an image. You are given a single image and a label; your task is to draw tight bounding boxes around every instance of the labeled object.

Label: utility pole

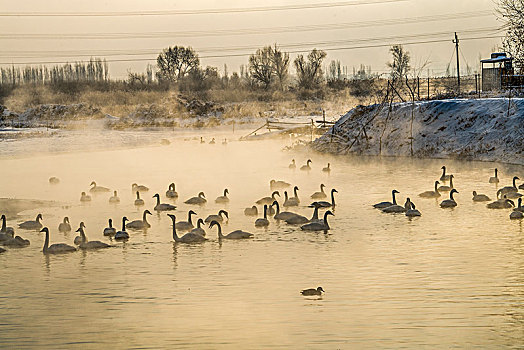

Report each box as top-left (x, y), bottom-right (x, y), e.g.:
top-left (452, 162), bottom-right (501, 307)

top-left (453, 32), bottom-right (460, 93)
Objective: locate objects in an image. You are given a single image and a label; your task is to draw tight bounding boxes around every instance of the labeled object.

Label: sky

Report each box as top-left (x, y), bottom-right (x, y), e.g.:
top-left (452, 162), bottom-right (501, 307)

top-left (0, 0), bottom-right (504, 79)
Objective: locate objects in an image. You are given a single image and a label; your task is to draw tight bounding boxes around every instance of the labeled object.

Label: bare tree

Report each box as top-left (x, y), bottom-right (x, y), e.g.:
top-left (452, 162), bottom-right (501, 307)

top-left (270, 44), bottom-right (289, 90)
top-left (294, 49), bottom-right (327, 90)
top-left (497, 0), bottom-right (524, 72)
top-left (249, 46), bottom-right (273, 89)
top-left (387, 45), bottom-right (411, 90)
top-left (156, 46), bottom-right (200, 82)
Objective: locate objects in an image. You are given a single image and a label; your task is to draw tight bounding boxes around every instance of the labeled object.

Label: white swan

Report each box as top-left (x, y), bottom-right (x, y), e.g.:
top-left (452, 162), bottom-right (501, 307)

top-left (289, 159), bottom-right (296, 169)
top-left (472, 191), bottom-right (491, 202)
top-left (89, 181), bottom-right (110, 193)
top-left (132, 183), bottom-right (149, 192)
top-left (168, 214), bottom-right (207, 243)
top-left (270, 180), bottom-right (291, 190)
top-left (438, 175), bottom-right (454, 192)
top-left (184, 192), bottom-right (207, 205)
top-left (301, 211), bottom-right (334, 231)
top-left (284, 211), bottom-right (309, 225)
top-left (283, 186), bottom-right (300, 207)
top-left (126, 210), bottom-right (152, 229)
top-left (311, 184), bottom-right (327, 199)
top-left (419, 181), bottom-right (441, 198)
top-left (440, 189), bottom-right (459, 208)
top-left (18, 214), bottom-right (43, 230)
top-left (510, 211), bottom-right (523, 220)
top-left (166, 183), bottom-right (178, 199)
top-left (103, 219), bottom-right (116, 236)
top-left (114, 217), bottom-right (129, 240)
top-left (76, 226), bottom-right (110, 250)
top-left (505, 191), bottom-right (523, 199)
top-left (405, 202), bottom-right (421, 217)
top-left (2, 234), bottom-right (30, 247)
top-left (190, 219), bottom-right (206, 236)
top-left (489, 168), bottom-right (499, 183)
top-left (109, 190), bottom-right (120, 203)
top-left (300, 159), bottom-right (312, 171)
top-left (205, 210), bottom-right (229, 223)
top-left (1, 214), bottom-right (15, 236)
top-left (514, 198), bottom-right (524, 213)
top-left (215, 189), bottom-right (230, 203)
top-left (58, 217), bottom-right (71, 232)
top-left (210, 220), bottom-right (253, 239)
top-left (314, 189), bottom-right (338, 208)
top-left (74, 222), bottom-right (86, 245)
top-left (440, 166), bottom-right (451, 181)
top-left (373, 190), bottom-right (399, 208)
top-left (134, 191), bottom-right (145, 206)
top-left (322, 163), bottom-right (331, 173)
top-left (175, 210), bottom-right (197, 231)
top-left (244, 206), bottom-right (258, 216)
top-left (383, 198), bottom-right (411, 213)
top-left (487, 196), bottom-right (515, 209)
top-left (255, 205), bottom-right (270, 227)
top-left (499, 176), bottom-right (519, 196)
top-left (273, 201), bottom-right (301, 221)
top-left (256, 191), bottom-right (280, 205)
top-left (80, 191), bottom-right (91, 202)
top-left (40, 227), bottom-right (76, 254)
top-left (153, 194), bottom-right (176, 211)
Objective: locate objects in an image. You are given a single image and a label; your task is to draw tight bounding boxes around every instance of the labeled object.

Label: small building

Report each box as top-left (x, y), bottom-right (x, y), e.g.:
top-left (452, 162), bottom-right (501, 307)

top-left (481, 52), bottom-right (524, 91)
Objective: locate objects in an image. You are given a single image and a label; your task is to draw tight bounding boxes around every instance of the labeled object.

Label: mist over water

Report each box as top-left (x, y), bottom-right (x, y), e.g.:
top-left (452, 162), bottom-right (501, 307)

top-left (0, 126), bottom-right (523, 348)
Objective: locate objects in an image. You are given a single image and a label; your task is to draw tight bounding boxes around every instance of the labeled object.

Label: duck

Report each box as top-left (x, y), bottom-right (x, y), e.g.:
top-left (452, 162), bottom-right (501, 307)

top-left (204, 210), bottom-right (229, 223)
top-left (2, 234), bottom-right (30, 247)
top-left (311, 184), bottom-right (327, 199)
top-left (440, 189), bottom-right (459, 208)
top-left (489, 168), bottom-right (499, 183)
top-left (244, 206), bottom-right (258, 216)
top-left (126, 210), bottom-right (152, 229)
top-left (190, 219), bottom-right (206, 236)
top-left (134, 191), bottom-right (145, 206)
top-left (18, 214), bottom-right (43, 230)
top-left (175, 210), bottom-right (197, 231)
top-left (405, 202), bottom-right (421, 217)
top-left (273, 201), bottom-right (301, 221)
top-left (472, 191), bottom-right (491, 202)
top-left (1, 214), bottom-right (15, 236)
top-left (374, 190), bottom-right (399, 208)
top-left (499, 176), bottom-right (520, 196)
top-left (256, 191), bottom-right (280, 205)
top-left (283, 186), bottom-right (300, 207)
top-left (437, 175), bottom-right (454, 192)
top-left (440, 166), bottom-right (451, 181)
top-left (209, 220), bottom-right (253, 239)
top-left (301, 211), bottom-right (334, 231)
top-left (301, 287), bottom-right (324, 296)
top-left (49, 176), bottom-right (60, 184)
top-left (289, 159), bottom-right (296, 169)
top-left (382, 198), bottom-right (411, 213)
top-left (114, 217), bottom-right (129, 241)
top-left (487, 196), bottom-right (515, 209)
top-left (76, 226), bottom-right (110, 250)
top-left (109, 190), bottom-right (120, 203)
top-left (103, 219), bottom-right (116, 236)
top-left (168, 214), bottom-right (207, 243)
top-left (314, 189), bottom-right (338, 208)
top-left (40, 227), bottom-right (76, 254)
top-left (209, 138), bottom-right (215, 144)
top-left (132, 183), bottom-right (149, 192)
top-left (89, 181), bottom-right (110, 193)
top-left (270, 180), bottom-right (291, 190)
top-left (300, 159), bottom-right (312, 171)
top-left (418, 181), bottom-right (441, 198)
top-left (215, 189), bottom-right (230, 203)
top-left (184, 192), bottom-right (207, 205)
top-left (74, 222), bottom-right (86, 245)
top-left (58, 217), bottom-right (71, 232)
top-left (153, 193), bottom-right (176, 211)
top-left (80, 191), bottom-right (92, 202)
top-left (166, 183), bottom-right (178, 199)
top-left (322, 163), bottom-right (331, 173)
top-left (255, 205), bottom-right (270, 227)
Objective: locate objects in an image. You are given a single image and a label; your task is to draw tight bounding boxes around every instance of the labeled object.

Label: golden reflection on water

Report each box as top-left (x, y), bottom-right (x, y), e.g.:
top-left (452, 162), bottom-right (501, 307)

top-left (0, 128), bottom-right (523, 348)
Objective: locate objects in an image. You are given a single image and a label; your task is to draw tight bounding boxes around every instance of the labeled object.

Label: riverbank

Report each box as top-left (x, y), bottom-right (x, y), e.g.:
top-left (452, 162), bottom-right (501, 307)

top-left (312, 98), bottom-right (524, 165)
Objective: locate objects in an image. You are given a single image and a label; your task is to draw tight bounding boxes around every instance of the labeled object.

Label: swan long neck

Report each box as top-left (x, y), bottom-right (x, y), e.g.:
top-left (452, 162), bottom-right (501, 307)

top-left (323, 212), bottom-right (330, 228)
top-left (79, 228), bottom-right (87, 244)
top-left (223, 189), bottom-right (228, 196)
top-left (294, 187), bottom-right (298, 198)
top-left (274, 202), bottom-right (280, 215)
top-left (331, 191), bottom-right (336, 206)
top-left (188, 212), bottom-right (194, 224)
top-left (450, 176), bottom-right (454, 187)
top-left (321, 184), bottom-right (325, 193)
top-left (1, 216), bottom-right (5, 231)
top-left (216, 223), bottom-right (223, 238)
top-left (109, 219), bottom-right (113, 228)
top-left (311, 206), bottom-right (319, 221)
top-left (392, 191), bottom-right (397, 205)
top-left (156, 195), bottom-right (160, 206)
top-left (142, 211), bottom-right (149, 223)
top-left (513, 177), bottom-right (518, 188)
top-left (441, 167), bottom-right (446, 177)
top-left (172, 223), bottom-right (180, 242)
top-left (495, 168), bottom-right (498, 178)
top-left (450, 191), bottom-right (455, 200)
top-left (121, 218), bottom-right (126, 231)
top-left (43, 229), bottom-right (49, 252)
top-left (434, 182), bottom-right (438, 192)
top-left (263, 205), bottom-right (267, 219)
top-left (136, 192), bottom-right (140, 199)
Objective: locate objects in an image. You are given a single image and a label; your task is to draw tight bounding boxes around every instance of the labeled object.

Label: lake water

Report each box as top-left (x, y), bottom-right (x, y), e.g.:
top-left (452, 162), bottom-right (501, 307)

top-left (0, 126), bottom-right (523, 349)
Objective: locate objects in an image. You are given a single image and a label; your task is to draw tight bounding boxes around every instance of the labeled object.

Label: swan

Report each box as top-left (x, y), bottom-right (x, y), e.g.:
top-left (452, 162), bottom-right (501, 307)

top-left (307, 202), bottom-right (323, 222)
top-left (244, 206), bottom-right (258, 216)
top-left (322, 163), bottom-right (331, 173)
top-left (383, 198), bottom-right (412, 213)
top-left (374, 190), bottom-right (399, 208)
top-left (301, 211), bottom-right (334, 231)
top-left (472, 191), bottom-right (491, 202)
top-left (205, 210), bottom-right (229, 223)
top-left (510, 211), bottom-right (524, 219)
top-left (126, 210), bottom-right (152, 229)
top-left (0, 247), bottom-right (5, 253)
top-left (49, 176), bottom-right (60, 184)
top-left (440, 166), bottom-right (451, 181)
top-left (499, 176), bottom-right (519, 196)
top-left (103, 219), bottom-right (116, 236)
top-left (311, 184), bottom-right (327, 199)
top-left (505, 191), bottom-right (523, 199)
top-left (109, 190), bottom-right (120, 203)
top-left (89, 181), bottom-right (110, 193)
top-left (209, 138), bottom-right (215, 144)
top-left (284, 211), bottom-right (309, 225)
top-left (222, 138), bottom-right (227, 145)
top-left (273, 201), bottom-right (301, 221)
top-left (209, 220), bottom-right (253, 239)
top-left (256, 191), bottom-right (280, 205)
top-left (18, 214), bottom-right (43, 230)
top-left (184, 192), bottom-right (207, 205)
top-left (487, 196), bottom-right (515, 209)
top-left (175, 210), bottom-right (197, 231)
top-left (132, 183), bottom-right (149, 192)
top-left (301, 287), bottom-right (324, 296)
top-left (520, 183), bottom-right (524, 190)
top-left (300, 159), bottom-right (312, 171)
top-left (200, 137), bottom-right (205, 144)
top-left (289, 159), bottom-right (296, 169)
top-left (215, 189), bottom-right (230, 203)
top-left (80, 191), bottom-right (91, 202)
top-left (255, 205), bottom-right (270, 227)
top-left (283, 186), bottom-right (300, 207)
top-left (514, 198), bottom-right (524, 213)
top-left (134, 191), bottom-right (145, 206)
top-left (166, 183), bottom-right (178, 199)
top-left (76, 226), bottom-right (110, 250)
top-left (405, 202), bottom-right (421, 217)
top-left (190, 219), bottom-right (206, 236)
top-left (74, 222), bottom-right (86, 245)
top-left (114, 217), bottom-right (129, 241)
top-left (440, 189), bottom-right (459, 208)
top-left (489, 168), bottom-right (499, 183)
top-left (168, 214), bottom-right (207, 243)
top-left (438, 175), bottom-right (454, 192)
top-left (40, 227), bottom-right (76, 254)
top-left (270, 180), bottom-right (291, 190)
top-left (2, 234), bottom-right (30, 247)
top-left (419, 181), bottom-right (441, 198)
top-left (58, 217), bottom-right (71, 232)
top-left (153, 194), bottom-right (176, 211)
top-left (314, 189), bottom-right (338, 208)
top-left (1, 215), bottom-right (15, 236)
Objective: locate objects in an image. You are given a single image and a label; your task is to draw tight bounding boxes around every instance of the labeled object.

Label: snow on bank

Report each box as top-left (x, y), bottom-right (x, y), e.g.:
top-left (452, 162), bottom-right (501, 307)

top-left (312, 98), bottom-right (524, 165)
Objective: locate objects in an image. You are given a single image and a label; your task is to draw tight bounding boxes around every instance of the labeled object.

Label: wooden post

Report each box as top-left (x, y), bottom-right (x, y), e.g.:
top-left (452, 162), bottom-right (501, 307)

top-left (417, 77), bottom-right (420, 100)
top-left (427, 76), bottom-right (430, 100)
top-left (453, 32), bottom-right (460, 93)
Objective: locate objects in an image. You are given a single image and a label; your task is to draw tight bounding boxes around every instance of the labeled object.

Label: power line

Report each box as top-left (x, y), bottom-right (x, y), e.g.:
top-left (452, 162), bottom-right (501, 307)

top-left (0, 0), bottom-right (407, 17)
